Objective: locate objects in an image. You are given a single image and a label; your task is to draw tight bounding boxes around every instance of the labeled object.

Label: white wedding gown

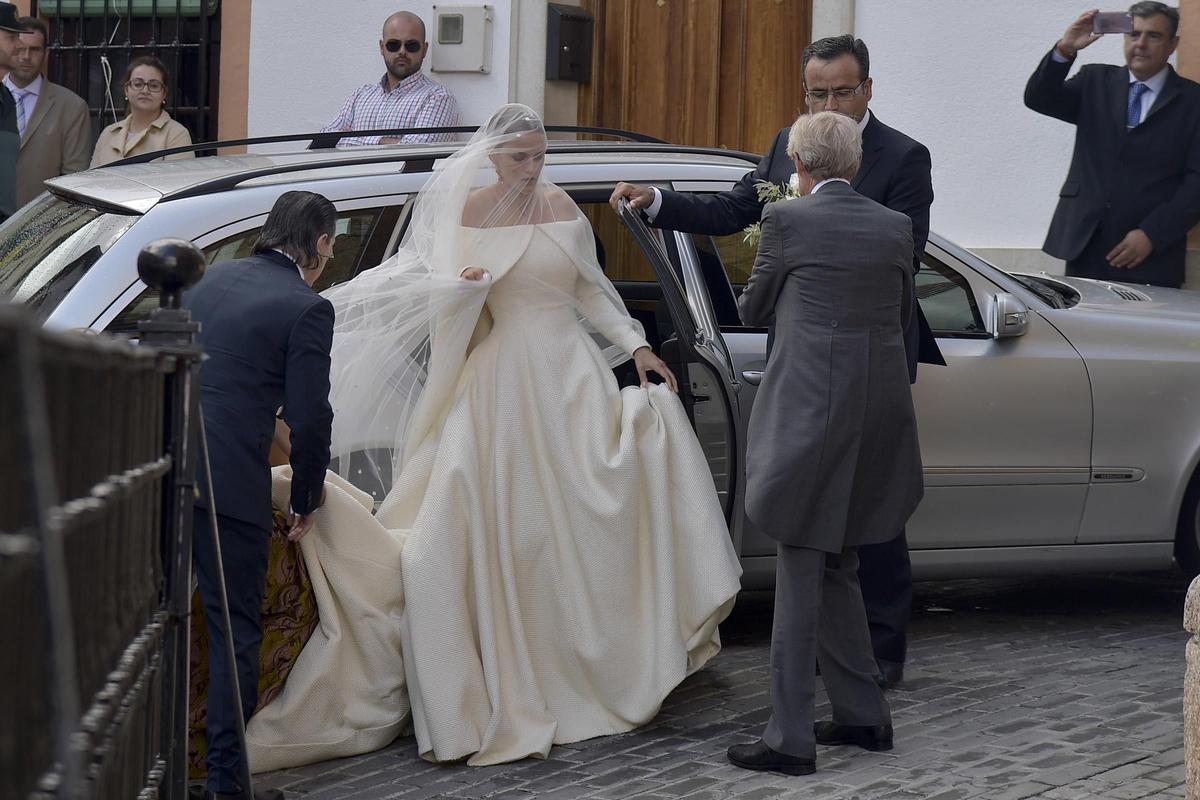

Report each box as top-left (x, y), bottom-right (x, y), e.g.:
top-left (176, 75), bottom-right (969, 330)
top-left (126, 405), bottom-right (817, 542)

top-left (245, 217), bottom-right (742, 769)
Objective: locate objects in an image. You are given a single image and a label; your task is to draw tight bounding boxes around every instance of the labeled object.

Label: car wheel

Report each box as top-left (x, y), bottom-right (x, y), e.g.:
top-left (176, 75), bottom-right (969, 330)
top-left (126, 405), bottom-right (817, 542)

top-left (1175, 475), bottom-right (1200, 578)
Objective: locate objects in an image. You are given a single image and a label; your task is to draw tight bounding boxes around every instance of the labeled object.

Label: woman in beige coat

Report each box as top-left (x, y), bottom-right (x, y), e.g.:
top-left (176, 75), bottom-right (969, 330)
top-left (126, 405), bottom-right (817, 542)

top-left (90, 55), bottom-right (193, 167)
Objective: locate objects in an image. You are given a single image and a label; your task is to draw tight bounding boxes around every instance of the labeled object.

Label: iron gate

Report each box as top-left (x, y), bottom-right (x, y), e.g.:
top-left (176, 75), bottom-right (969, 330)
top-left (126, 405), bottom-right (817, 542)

top-left (0, 242), bottom-right (205, 799)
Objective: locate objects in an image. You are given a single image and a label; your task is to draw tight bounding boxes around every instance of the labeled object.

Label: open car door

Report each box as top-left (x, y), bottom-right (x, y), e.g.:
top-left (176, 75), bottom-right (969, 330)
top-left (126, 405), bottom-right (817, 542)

top-left (616, 198), bottom-right (742, 532)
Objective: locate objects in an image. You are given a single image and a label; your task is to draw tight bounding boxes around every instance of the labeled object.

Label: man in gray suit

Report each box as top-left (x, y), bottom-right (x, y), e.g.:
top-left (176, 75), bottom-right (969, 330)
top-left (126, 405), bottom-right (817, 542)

top-left (726, 112), bottom-right (924, 776)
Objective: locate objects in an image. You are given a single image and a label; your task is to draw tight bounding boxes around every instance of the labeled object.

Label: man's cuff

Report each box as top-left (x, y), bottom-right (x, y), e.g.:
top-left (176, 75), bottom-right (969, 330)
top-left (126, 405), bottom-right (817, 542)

top-left (1051, 46), bottom-right (1072, 63)
top-left (646, 187), bottom-right (664, 222)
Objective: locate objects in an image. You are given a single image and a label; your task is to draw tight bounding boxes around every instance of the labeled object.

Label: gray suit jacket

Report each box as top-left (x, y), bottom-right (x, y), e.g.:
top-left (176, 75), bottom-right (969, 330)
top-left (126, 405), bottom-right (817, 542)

top-left (15, 80), bottom-right (91, 207)
top-left (738, 181), bottom-right (924, 552)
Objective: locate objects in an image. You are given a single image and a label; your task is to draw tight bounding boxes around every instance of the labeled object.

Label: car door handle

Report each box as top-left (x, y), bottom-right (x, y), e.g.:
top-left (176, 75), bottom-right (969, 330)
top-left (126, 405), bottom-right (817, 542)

top-left (742, 369), bottom-right (762, 386)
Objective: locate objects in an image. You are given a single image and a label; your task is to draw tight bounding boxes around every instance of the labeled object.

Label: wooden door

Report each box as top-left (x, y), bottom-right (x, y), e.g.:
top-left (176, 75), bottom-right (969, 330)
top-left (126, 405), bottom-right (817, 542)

top-left (578, 0), bottom-right (812, 155)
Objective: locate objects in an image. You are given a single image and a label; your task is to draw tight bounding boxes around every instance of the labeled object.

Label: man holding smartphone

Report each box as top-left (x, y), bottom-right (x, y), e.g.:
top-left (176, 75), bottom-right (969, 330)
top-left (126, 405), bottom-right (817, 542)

top-left (1025, 3), bottom-right (1200, 288)
top-left (322, 10), bottom-right (460, 145)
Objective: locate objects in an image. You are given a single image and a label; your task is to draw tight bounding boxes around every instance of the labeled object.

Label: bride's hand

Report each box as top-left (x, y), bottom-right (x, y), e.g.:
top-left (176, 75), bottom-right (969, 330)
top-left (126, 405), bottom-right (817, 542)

top-left (633, 346), bottom-right (678, 393)
top-left (460, 266), bottom-right (491, 281)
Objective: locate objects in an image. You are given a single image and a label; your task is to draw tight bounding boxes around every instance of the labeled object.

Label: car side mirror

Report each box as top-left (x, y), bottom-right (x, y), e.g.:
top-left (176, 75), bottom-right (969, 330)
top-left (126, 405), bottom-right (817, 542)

top-left (990, 292), bottom-right (1029, 339)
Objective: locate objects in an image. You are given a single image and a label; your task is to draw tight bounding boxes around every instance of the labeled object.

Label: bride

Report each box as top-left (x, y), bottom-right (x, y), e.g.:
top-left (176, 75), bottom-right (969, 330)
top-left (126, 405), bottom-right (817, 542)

top-left (243, 104), bottom-right (742, 769)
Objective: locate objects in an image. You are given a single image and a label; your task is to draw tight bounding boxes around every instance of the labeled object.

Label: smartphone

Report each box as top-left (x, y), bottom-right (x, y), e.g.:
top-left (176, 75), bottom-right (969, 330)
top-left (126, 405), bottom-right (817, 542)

top-left (1094, 11), bottom-right (1134, 34)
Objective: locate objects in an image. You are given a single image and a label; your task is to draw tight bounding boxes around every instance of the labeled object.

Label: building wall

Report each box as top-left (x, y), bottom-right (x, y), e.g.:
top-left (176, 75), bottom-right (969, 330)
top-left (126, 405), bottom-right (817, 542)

top-left (246, 0), bottom-right (533, 144)
top-left (853, 1), bottom-right (1198, 286)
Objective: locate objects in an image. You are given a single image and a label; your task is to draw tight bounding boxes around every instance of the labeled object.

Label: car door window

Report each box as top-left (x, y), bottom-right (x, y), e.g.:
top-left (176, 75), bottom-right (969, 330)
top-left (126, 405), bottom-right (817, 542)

top-left (692, 232), bottom-right (751, 328)
top-left (685, 217), bottom-right (987, 339)
top-left (104, 207), bottom-right (396, 334)
top-left (918, 252), bottom-right (986, 337)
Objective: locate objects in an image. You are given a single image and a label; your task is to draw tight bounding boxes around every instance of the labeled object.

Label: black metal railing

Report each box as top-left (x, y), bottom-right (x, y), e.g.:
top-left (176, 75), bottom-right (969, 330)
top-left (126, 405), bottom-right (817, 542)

top-left (0, 240), bottom-right (205, 799)
top-left (34, 0), bottom-right (221, 144)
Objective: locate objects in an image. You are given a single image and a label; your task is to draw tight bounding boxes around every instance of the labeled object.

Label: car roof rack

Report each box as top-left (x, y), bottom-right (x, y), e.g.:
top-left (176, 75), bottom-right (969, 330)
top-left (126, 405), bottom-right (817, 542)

top-left (154, 141), bottom-right (761, 203)
top-left (110, 125), bottom-right (670, 166)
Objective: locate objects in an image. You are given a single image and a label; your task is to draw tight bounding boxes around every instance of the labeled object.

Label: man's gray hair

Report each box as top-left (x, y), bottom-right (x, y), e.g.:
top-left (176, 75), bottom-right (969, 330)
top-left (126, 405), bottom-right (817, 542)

top-left (1129, 2), bottom-right (1179, 38)
top-left (786, 112), bottom-right (862, 182)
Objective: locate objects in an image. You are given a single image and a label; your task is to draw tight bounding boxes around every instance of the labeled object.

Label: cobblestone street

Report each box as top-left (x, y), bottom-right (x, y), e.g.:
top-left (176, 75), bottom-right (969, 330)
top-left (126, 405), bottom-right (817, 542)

top-left (260, 571), bottom-right (1190, 799)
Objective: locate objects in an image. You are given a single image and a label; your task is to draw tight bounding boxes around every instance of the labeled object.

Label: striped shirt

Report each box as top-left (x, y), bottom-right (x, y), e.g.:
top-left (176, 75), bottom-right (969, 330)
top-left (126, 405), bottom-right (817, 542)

top-left (323, 70), bottom-right (460, 146)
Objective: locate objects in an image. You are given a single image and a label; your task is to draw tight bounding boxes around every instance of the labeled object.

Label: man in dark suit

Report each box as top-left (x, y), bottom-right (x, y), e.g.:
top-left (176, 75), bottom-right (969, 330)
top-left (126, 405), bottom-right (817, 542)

top-left (184, 191), bottom-right (337, 799)
top-left (0, 5), bottom-right (22, 221)
top-left (727, 112), bottom-right (922, 776)
top-left (611, 34), bottom-right (940, 689)
top-left (1025, 3), bottom-right (1200, 288)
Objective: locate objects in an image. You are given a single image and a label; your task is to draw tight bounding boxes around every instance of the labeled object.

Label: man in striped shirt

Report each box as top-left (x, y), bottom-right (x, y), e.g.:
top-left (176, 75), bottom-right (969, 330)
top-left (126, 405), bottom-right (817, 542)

top-left (323, 11), bottom-right (460, 146)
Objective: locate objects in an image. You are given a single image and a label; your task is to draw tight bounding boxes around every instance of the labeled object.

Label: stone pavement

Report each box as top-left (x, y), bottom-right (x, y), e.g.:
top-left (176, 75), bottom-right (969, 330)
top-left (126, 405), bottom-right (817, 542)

top-left (258, 572), bottom-right (1189, 799)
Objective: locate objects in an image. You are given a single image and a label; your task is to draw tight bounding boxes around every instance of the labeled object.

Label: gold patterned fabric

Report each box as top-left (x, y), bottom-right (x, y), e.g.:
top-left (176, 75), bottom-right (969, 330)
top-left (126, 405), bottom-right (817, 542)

top-left (188, 508), bottom-right (318, 778)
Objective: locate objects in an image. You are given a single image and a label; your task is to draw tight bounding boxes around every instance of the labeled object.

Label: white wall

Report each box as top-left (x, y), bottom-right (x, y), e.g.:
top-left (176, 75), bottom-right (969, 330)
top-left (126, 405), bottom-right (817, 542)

top-left (856, 1), bottom-right (1152, 252)
top-left (247, 0), bottom-right (530, 141)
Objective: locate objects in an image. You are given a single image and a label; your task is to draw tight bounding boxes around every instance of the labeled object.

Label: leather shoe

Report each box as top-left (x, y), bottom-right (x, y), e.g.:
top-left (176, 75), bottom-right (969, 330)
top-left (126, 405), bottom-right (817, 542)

top-left (726, 739), bottom-right (815, 775)
top-left (196, 788), bottom-right (285, 800)
top-left (875, 660), bottom-right (904, 689)
top-left (814, 721), bottom-right (894, 752)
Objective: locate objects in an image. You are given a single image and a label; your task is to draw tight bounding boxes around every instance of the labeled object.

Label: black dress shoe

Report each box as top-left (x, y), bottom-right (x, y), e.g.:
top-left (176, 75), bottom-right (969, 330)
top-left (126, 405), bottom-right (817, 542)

top-left (875, 660), bottom-right (904, 689)
top-left (814, 721), bottom-right (894, 752)
top-left (726, 740), bottom-right (816, 775)
top-left (201, 788), bottom-right (285, 800)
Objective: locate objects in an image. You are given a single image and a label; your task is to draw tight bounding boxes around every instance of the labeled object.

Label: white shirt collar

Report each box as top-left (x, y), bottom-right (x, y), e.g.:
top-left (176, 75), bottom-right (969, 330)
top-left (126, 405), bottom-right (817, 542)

top-left (858, 108), bottom-right (871, 133)
top-left (811, 177), bottom-right (851, 195)
top-left (4, 73), bottom-right (43, 97)
top-left (1131, 65), bottom-right (1170, 95)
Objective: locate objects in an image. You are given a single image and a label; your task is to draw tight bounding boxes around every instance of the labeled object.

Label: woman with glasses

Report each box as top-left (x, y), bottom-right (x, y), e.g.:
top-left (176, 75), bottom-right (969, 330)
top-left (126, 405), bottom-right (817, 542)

top-left (90, 55), bottom-right (193, 167)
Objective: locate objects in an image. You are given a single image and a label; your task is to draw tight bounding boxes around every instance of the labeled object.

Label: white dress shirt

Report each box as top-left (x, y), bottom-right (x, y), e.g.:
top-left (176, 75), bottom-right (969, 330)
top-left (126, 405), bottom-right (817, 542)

top-left (1049, 49), bottom-right (1168, 125)
top-left (643, 110), bottom-right (872, 221)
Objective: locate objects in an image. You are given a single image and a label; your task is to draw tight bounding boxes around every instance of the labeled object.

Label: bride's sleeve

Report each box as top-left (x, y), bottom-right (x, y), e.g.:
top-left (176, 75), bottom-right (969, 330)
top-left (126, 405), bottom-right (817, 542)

top-left (570, 224), bottom-right (650, 357)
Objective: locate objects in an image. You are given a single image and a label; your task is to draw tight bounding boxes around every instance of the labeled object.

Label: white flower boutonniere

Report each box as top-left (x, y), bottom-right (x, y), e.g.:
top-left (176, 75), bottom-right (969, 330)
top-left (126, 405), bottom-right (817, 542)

top-left (742, 174), bottom-right (803, 248)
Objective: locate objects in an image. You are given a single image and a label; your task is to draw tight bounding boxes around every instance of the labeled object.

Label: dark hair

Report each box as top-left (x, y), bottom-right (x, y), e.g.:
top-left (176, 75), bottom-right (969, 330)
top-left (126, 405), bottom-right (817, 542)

top-left (121, 55), bottom-right (169, 88)
top-left (253, 191), bottom-right (338, 270)
top-left (1129, 1), bottom-right (1179, 37)
top-left (801, 35), bottom-right (870, 84)
top-left (18, 16), bottom-right (48, 44)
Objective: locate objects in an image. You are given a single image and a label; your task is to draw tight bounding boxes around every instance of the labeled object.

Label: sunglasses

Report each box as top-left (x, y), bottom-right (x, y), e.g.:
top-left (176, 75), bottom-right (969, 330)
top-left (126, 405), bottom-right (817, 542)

top-left (384, 38), bottom-right (422, 54)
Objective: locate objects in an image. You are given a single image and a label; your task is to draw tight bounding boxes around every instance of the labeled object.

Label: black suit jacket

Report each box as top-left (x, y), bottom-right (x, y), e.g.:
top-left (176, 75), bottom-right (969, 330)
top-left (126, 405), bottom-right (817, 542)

top-left (0, 86), bottom-right (17, 220)
top-left (1025, 49), bottom-right (1200, 288)
top-left (653, 112), bottom-right (944, 383)
top-left (183, 250), bottom-right (335, 529)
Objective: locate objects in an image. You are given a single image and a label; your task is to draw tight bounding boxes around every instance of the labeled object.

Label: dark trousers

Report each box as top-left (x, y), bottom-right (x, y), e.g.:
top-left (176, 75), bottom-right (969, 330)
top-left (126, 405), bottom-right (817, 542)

top-left (764, 544), bottom-right (890, 759)
top-left (856, 527), bottom-right (912, 669)
top-left (192, 507), bottom-right (270, 794)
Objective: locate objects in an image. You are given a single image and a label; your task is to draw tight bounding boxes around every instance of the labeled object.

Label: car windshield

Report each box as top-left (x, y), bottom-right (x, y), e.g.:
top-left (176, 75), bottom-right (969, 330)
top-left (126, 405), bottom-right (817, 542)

top-left (0, 193), bottom-right (139, 319)
top-left (1010, 273), bottom-right (1080, 310)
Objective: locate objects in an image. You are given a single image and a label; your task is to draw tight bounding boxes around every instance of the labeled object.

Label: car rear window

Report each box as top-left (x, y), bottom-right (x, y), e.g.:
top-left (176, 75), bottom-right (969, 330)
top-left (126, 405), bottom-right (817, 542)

top-left (0, 193), bottom-right (138, 319)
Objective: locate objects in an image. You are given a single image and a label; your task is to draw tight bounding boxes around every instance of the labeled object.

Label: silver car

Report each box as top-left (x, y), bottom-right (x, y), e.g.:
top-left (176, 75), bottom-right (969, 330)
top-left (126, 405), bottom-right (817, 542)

top-left (3, 136), bottom-right (1198, 587)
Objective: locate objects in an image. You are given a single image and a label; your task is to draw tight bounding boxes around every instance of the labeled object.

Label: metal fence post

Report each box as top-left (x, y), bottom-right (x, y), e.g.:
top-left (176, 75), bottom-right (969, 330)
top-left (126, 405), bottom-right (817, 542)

top-left (136, 239), bottom-right (206, 800)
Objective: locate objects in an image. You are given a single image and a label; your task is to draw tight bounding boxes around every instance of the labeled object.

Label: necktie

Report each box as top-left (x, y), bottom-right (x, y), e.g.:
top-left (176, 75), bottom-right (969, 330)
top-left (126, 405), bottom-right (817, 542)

top-left (9, 87), bottom-right (26, 136)
top-left (1127, 81), bottom-right (1149, 129)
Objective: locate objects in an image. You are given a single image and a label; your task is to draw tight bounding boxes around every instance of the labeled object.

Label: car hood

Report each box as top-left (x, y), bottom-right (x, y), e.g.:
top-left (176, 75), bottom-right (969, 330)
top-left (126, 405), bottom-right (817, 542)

top-left (1014, 272), bottom-right (1200, 322)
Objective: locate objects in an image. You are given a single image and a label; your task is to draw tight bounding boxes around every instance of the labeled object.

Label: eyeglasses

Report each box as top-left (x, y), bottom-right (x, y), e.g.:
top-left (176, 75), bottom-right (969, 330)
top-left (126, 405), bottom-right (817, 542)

top-left (384, 38), bottom-right (422, 54)
top-left (804, 80), bottom-right (866, 105)
top-left (127, 78), bottom-right (165, 92)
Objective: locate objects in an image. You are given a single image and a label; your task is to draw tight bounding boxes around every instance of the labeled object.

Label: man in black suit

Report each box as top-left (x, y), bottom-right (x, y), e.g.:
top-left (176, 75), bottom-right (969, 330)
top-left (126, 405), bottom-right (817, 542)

top-left (1026, 3), bottom-right (1200, 288)
top-left (184, 191), bottom-right (337, 799)
top-left (0, 5), bottom-right (22, 221)
top-left (611, 34), bottom-right (941, 689)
